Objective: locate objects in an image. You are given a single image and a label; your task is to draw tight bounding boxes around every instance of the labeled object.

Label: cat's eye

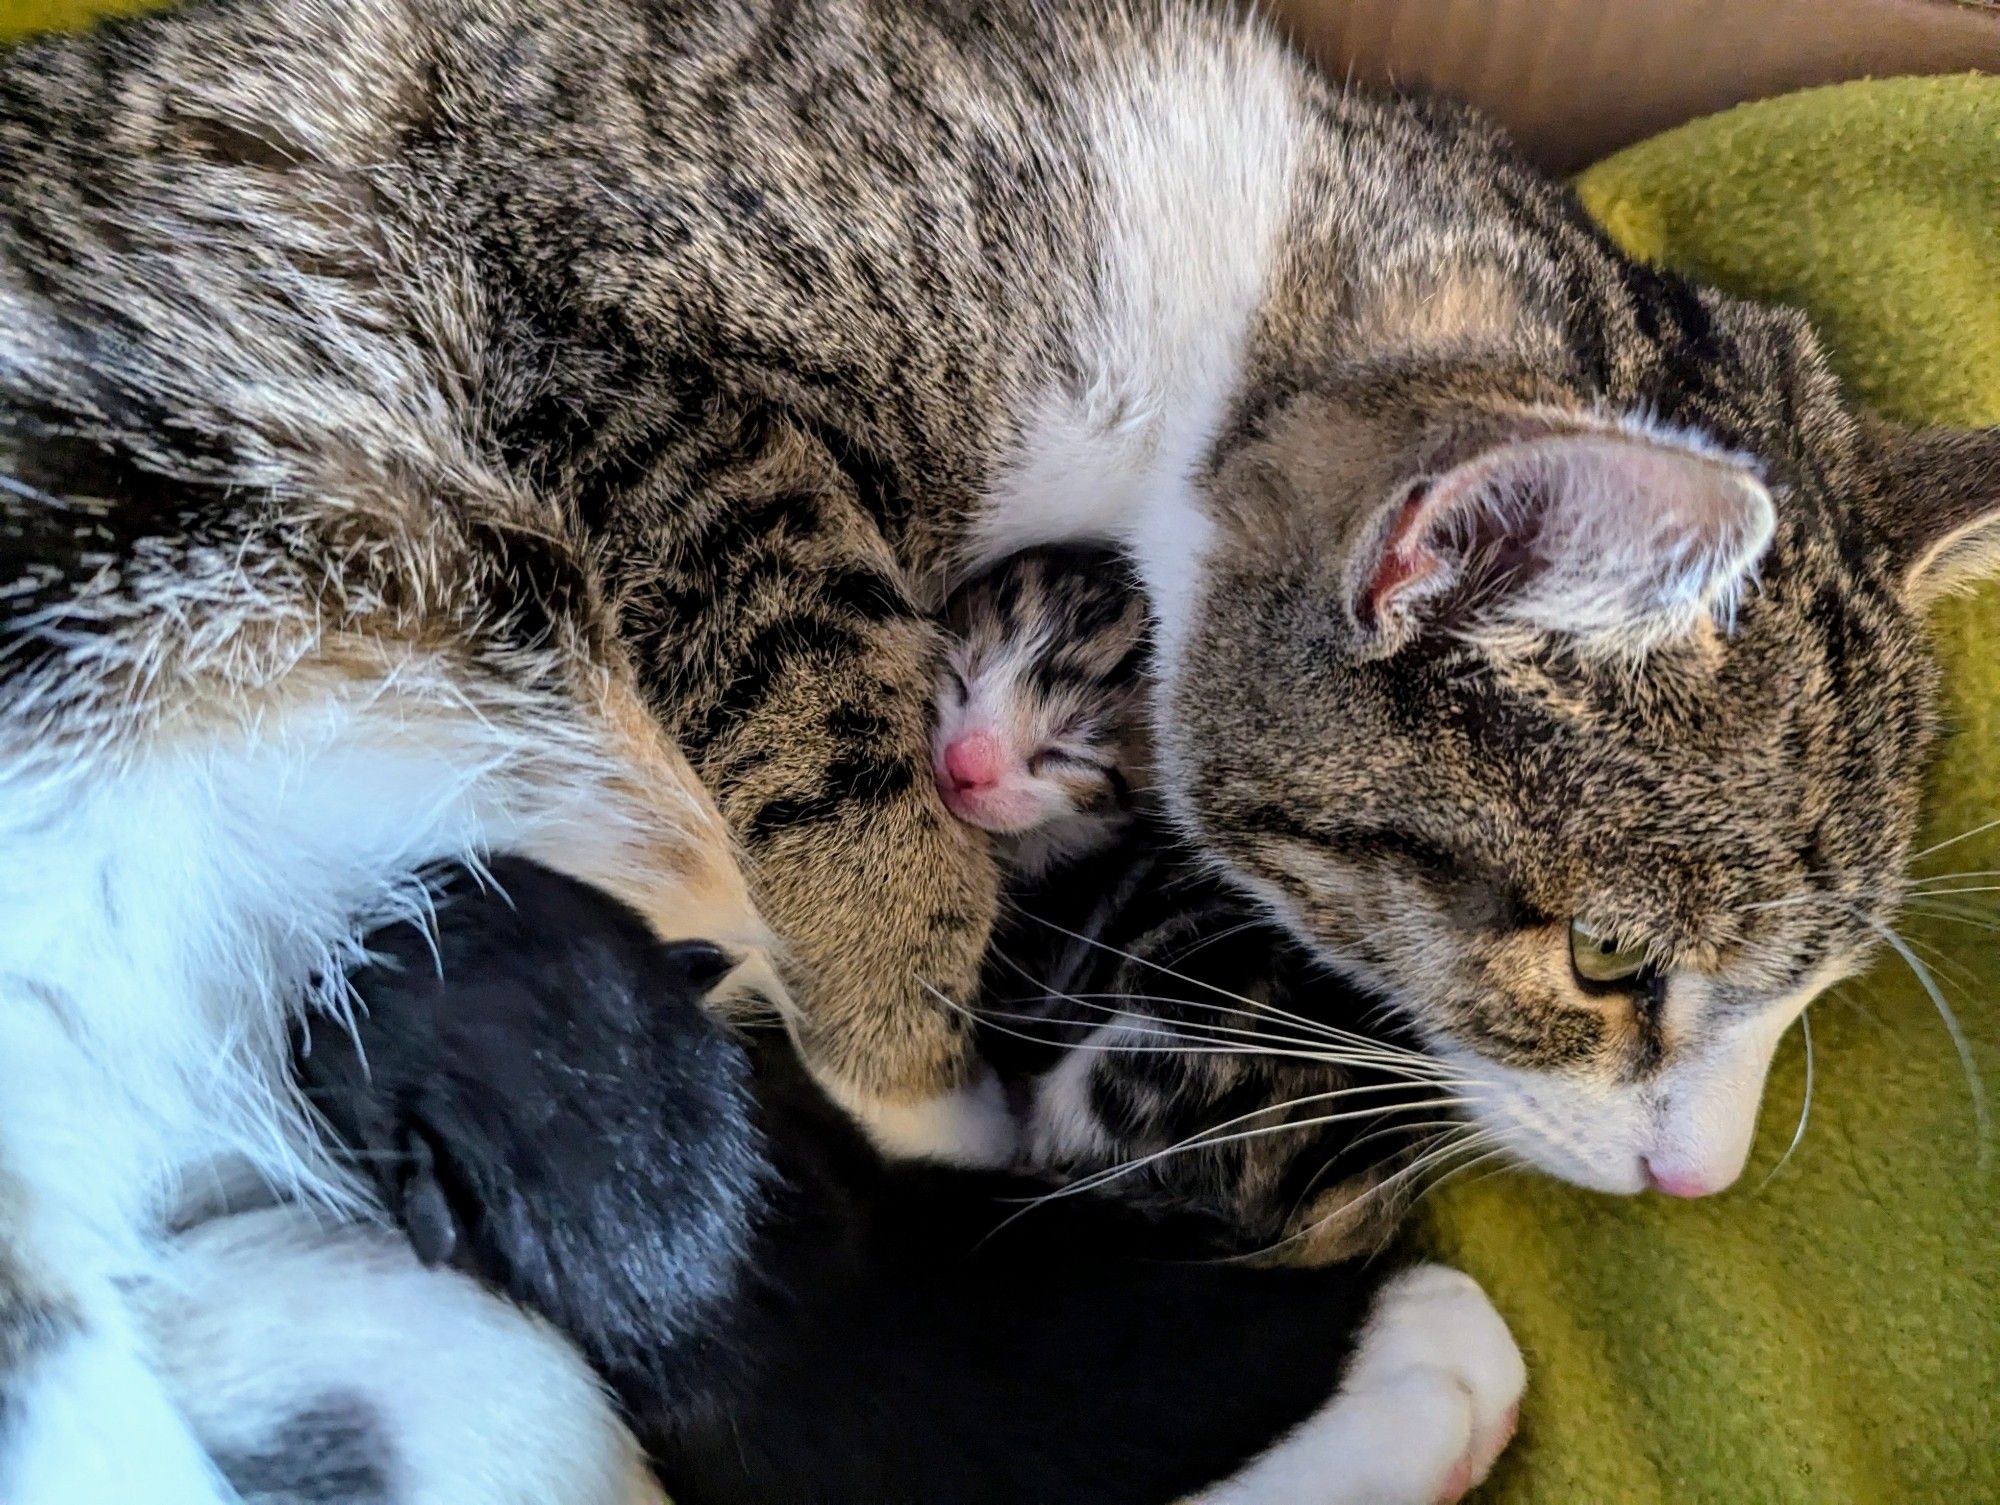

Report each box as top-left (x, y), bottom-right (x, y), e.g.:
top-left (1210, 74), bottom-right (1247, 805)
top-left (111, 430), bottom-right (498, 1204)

top-left (1568, 922), bottom-right (1651, 986)
top-left (943, 666), bottom-right (969, 701)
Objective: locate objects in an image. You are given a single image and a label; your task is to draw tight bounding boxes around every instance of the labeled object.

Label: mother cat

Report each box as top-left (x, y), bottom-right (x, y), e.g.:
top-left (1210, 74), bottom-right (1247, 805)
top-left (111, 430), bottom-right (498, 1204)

top-left (2, 0), bottom-right (1997, 1499)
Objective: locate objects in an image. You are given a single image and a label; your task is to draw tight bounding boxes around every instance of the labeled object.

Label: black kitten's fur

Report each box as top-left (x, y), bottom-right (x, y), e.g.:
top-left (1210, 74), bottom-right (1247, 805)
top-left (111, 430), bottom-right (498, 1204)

top-left (305, 859), bottom-right (1389, 1505)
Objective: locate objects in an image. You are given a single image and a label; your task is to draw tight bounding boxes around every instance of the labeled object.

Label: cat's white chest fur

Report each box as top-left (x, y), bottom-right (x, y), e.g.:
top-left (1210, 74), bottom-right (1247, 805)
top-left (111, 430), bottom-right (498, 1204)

top-left (972, 25), bottom-right (1306, 672)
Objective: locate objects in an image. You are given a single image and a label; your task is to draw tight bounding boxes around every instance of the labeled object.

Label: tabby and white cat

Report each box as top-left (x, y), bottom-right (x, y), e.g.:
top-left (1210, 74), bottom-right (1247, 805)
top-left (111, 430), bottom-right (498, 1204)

top-left (2, 0), bottom-right (1997, 1499)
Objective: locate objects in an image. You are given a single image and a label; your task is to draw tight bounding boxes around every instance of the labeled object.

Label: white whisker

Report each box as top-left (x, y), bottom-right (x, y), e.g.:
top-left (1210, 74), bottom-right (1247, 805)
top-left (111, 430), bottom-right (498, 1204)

top-left (1861, 914), bottom-right (1992, 1168)
top-left (1015, 910), bottom-right (1417, 1062)
top-left (1910, 814), bottom-right (2000, 864)
top-left (1906, 868), bottom-right (2000, 889)
top-left (1030, 1093), bottom-right (1477, 1209)
top-left (1755, 1009), bottom-right (1814, 1191)
top-left (982, 988), bottom-right (1459, 1073)
top-left (971, 1004), bottom-right (1466, 1078)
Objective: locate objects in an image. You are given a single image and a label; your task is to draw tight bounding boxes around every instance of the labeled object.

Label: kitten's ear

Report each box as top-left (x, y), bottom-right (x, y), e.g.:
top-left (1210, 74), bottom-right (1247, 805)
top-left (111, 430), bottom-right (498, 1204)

top-left (1863, 421), bottom-right (2000, 605)
top-left (1351, 428), bottom-right (1775, 657)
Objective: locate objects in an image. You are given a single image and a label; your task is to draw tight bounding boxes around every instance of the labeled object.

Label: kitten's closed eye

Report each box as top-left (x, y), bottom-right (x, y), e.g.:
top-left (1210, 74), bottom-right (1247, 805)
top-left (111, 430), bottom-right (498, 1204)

top-left (1027, 746), bottom-right (1107, 776)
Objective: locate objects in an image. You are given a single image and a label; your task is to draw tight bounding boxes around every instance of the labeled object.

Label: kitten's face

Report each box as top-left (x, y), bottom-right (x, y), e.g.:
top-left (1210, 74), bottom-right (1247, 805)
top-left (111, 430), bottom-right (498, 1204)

top-left (1163, 352), bottom-right (2000, 1197)
top-left (934, 549), bottom-right (1149, 852)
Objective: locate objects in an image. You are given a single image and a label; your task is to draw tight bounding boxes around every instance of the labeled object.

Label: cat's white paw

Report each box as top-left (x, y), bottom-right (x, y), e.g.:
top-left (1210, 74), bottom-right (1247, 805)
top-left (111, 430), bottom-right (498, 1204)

top-left (822, 1066), bottom-right (1020, 1167)
top-left (1340, 1264), bottom-right (1525, 1502)
top-left (1190, 1264), bottom-right (1524, 1505)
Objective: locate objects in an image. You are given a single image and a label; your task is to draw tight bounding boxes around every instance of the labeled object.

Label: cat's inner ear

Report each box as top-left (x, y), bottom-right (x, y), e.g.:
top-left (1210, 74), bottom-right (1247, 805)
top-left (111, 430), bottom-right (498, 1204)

top-left (1865, 422), bottom-right (2000, 604)
top-left (1352, 427), bottom-right (1776, 656)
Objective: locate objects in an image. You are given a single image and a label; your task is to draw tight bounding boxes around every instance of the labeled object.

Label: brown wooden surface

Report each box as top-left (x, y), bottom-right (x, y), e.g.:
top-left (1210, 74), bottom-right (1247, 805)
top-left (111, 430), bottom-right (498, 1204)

top-left (1269, 0), bottom-right (2000, 171)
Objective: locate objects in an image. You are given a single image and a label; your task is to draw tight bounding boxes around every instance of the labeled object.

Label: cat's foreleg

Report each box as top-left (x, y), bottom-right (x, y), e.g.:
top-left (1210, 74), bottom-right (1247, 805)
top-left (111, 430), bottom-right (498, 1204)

top-left (656, 427), bottom-right (1009, 1165)
top-left (1187, 1265), bottom-right (1525, 1505)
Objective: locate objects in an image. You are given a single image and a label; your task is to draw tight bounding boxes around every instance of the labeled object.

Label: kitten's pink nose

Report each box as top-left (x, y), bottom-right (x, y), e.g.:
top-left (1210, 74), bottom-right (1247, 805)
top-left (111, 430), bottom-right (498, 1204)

top-left (942, 731), bottom-right (1005, 792)
top-left (1643, 1159), bottom-right (1717, 1199)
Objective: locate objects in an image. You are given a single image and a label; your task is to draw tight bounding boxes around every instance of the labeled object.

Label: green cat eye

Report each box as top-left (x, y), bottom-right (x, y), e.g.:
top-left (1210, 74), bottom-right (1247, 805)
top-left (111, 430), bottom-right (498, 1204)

top-left (1569, 922), bottom-right (1651, 985)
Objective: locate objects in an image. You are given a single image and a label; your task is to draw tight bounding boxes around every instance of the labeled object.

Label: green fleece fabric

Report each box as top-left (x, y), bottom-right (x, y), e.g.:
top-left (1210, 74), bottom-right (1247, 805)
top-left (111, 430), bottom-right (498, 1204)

top-left (0, 0), bottom-right (152, 39)
top-left (1432, 74), bottom-right (2000, 1504)
top-left (2, 1), bottom-right (1995, 1496)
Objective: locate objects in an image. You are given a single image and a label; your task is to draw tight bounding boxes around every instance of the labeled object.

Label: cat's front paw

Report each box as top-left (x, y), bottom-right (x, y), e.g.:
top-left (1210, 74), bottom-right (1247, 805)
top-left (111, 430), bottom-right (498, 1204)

top-left (817, 1064), bottom-right (1020, 1168)
top-left (1340, 1265), bottom-right (1525, 1502)
top-left (1190, 1263), bottom-right (1523, 1505)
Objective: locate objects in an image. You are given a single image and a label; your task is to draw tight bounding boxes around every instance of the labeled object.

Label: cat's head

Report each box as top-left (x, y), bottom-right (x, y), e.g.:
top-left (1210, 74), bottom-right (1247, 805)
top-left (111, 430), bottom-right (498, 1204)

top-left (1158, 283), bottom-right (2000, 1197)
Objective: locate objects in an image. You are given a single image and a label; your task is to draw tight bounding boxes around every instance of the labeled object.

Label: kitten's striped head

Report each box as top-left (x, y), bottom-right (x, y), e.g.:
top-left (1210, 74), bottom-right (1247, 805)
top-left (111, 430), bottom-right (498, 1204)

top-left (937, 546), bottom-right (1152, 876)
top-left (1164, 252), bottom-right (2000, 1197)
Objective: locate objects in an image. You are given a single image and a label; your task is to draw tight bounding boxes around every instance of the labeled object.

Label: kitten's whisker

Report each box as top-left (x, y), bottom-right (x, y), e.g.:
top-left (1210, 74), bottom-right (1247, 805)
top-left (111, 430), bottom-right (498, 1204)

top-left (1157, 917), bottom-right (1283, 966)
top-left (1755, 1009), bottom-right (1814, 1192)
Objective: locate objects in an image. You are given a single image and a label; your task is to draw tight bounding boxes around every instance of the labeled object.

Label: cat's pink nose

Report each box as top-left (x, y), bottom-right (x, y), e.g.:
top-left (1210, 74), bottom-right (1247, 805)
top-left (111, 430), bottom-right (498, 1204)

top-left (942, 731), bottom-right (1005, 792)
top-left (1643, 1158), bottom-right (1717, 1199)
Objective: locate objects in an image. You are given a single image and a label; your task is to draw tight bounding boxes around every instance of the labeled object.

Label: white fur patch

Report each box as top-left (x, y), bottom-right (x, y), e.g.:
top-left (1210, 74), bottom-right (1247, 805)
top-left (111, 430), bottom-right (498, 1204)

top-left (1, 1308), bottom-right (236, 1505)
top-left (1443, 955), bottom-right (1852, 1195)
top-left (140, 1208), bottom-right (646, 1505)
top-left (1190, 1265), bottom-right (1524, 1505)
top-left (1024, 1026), bottom-right (1117, 1166)
top-left (976, 19), bottom-right (1304, 674)
top-left (0, 663), bottom-right (690, 1500)
top-left (824, 1064), bottom-right (1019, 1168)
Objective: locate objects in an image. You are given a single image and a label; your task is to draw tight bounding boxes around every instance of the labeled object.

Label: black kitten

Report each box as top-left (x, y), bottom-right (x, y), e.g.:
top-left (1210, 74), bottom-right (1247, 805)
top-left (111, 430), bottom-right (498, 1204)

top-left (302, 859), bottom-right (1397, 1505)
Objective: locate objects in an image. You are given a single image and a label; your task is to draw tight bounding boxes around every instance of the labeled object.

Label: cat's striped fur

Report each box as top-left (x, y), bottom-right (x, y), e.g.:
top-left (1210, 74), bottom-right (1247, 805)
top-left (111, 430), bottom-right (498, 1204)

top-left (1, 0), bottom-right (1998, 1499)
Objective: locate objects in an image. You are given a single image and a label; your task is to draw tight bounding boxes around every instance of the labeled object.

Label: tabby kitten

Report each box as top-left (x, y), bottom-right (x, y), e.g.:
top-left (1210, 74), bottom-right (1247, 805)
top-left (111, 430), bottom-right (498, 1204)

top-left (3, 0), bottom-right (1998, 1500)
top-left (939, 546), bottom-right (1445, 1262)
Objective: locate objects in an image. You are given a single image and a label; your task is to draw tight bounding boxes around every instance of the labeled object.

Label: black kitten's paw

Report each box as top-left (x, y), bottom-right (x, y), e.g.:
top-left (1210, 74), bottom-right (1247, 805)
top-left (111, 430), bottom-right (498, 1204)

top-left (661, 938), bottom-right (737, 990)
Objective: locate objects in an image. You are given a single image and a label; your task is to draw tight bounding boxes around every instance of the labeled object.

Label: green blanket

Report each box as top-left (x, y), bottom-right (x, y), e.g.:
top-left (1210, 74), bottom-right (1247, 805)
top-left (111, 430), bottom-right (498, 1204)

top-left (1432, 74), bottom-right (2000, 1504)
top-left (3, 3), bottom-right (1994, 1496)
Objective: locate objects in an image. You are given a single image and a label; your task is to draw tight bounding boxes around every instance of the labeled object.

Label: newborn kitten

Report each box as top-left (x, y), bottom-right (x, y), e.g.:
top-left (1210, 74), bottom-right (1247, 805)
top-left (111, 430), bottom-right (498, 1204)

top-left (940, 548), bottom-right (1430, 1263)
top-left (986, 822), bottom-right (1473, 1267)
top-left (935, 546), bottom-right (1153, 879)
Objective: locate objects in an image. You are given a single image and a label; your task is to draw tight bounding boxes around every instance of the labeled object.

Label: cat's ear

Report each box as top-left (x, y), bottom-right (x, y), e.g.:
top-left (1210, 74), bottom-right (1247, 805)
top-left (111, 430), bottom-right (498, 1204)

top-left (1351, 428), bottom-right (1776, 656)
top-left (1862, 421), bottom-right (2000, 605)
